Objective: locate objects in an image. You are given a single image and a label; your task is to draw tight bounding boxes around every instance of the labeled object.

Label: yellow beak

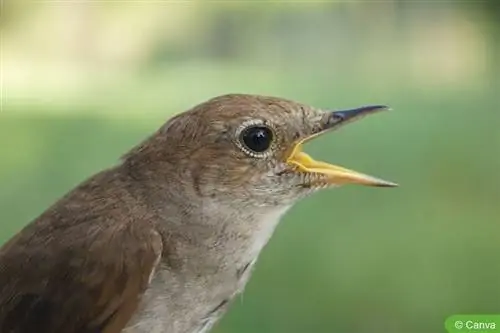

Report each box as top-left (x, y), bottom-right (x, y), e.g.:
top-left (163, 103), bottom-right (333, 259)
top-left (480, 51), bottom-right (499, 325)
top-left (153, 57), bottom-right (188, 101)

top-left (286, 105), bottom-right (398, 187)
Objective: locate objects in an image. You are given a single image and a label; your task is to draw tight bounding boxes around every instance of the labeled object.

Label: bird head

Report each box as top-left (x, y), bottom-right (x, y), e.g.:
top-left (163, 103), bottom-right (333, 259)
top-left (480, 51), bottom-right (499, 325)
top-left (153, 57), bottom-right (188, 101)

top-left (126, 94), bottom-right (397, 207)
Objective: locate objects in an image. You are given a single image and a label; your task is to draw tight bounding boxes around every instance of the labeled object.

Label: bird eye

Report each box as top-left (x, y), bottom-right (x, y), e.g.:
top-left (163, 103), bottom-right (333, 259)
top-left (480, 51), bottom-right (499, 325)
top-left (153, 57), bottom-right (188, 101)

top-left (240, 125), bottom-right (273, 154)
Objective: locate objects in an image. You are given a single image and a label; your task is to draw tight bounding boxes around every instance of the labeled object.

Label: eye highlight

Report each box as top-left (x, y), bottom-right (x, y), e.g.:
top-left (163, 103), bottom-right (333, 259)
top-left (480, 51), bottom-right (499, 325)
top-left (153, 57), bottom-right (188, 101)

top-left (236, 121), bottom-right (275, 157)
top-left (240, 126), bottom-right (273, 153)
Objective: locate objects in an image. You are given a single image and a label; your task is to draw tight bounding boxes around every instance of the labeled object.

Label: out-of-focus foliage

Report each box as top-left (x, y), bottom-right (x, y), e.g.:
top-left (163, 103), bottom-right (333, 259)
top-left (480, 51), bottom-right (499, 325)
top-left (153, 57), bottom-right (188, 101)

top-left (1, 2), bottom-right (499, 333)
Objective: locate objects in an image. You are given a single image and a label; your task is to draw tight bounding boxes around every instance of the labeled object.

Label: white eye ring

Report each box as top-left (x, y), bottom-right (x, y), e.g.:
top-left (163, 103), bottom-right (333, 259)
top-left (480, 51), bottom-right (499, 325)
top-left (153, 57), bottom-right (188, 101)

top-left (235, 119), bottom-right (275, 158)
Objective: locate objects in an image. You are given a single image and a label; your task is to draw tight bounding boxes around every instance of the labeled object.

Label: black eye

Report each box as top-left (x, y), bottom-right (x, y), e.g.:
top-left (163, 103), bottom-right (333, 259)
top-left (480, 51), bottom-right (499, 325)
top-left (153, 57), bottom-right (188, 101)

top-left (240, 126), bottom-right (273, 153)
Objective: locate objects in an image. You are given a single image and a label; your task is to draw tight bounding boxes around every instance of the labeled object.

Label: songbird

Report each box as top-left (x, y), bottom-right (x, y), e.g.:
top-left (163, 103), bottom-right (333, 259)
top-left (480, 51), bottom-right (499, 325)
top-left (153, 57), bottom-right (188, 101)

top-left (0, 94), bottom-right (397, 333)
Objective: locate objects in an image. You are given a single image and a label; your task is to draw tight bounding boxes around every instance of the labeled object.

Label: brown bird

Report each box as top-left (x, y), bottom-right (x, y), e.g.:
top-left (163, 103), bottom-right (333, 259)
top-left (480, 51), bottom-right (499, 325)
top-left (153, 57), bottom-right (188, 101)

top-left (0, 94), bottom-right (397, 333)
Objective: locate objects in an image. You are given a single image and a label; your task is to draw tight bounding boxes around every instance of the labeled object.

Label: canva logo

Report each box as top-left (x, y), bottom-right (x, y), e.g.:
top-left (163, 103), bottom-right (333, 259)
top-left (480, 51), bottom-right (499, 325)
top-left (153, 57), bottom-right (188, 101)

top-left (446, 315), bottom-right (500, 332)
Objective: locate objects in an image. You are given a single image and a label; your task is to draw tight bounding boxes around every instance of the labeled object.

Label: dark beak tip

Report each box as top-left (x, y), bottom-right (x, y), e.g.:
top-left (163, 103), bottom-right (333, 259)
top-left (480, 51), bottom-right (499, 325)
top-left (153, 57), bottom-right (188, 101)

top-left (376, 182), bottom-right (399, 188)
top-left (376, 105), bottom-right (391, 111)
top-left (363, 105), bottom-right (391, 113)
top-left (333, 104), bottom-right (391, 117)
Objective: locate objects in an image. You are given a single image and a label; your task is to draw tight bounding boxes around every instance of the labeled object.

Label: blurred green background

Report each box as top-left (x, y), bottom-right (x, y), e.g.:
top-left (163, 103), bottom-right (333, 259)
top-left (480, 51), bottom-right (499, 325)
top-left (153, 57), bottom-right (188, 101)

top-left (1, 1), bottom-right (500, 332)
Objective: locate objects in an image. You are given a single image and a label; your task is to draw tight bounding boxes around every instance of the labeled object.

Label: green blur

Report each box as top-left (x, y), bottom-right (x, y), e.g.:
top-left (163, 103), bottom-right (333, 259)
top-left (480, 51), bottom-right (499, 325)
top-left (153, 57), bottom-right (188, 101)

top-left (1, 2), bottom-right (500, 333)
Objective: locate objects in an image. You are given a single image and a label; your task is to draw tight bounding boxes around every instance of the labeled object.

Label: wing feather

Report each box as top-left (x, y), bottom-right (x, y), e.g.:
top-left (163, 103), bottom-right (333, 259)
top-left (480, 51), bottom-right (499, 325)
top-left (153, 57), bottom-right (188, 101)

top-left (0, 220), bottom-right (162, 333)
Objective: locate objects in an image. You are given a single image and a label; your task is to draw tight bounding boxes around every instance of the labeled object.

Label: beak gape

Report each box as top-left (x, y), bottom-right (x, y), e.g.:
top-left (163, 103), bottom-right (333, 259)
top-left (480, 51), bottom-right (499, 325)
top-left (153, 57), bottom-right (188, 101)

top-left (285, 105), bottom-right (398, 187)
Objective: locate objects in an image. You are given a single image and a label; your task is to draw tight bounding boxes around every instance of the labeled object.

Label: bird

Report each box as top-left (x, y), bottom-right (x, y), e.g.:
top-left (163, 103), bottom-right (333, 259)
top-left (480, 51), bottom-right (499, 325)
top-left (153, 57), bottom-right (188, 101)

top-left (0, 93), bottom-right (397, 333)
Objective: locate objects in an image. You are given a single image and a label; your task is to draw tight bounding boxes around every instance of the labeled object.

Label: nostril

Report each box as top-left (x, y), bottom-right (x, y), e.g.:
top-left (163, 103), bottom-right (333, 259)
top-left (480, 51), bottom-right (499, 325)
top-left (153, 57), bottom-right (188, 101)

top-left (324, 113), bottom-right (345, 128)
top-left (331, 113), bottom-right (345, 122)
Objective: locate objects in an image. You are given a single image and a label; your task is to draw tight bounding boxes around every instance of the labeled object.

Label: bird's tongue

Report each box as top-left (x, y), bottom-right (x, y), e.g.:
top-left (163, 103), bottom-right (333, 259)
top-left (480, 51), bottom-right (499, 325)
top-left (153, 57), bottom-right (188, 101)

top-left (287, 147), bottom-right (398, 187)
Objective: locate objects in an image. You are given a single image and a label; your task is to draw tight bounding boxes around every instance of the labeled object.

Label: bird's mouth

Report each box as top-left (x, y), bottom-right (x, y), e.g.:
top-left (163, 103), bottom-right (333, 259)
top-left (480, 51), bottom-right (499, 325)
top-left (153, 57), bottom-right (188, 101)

top-left (285, 105), bottom-right (398, 187)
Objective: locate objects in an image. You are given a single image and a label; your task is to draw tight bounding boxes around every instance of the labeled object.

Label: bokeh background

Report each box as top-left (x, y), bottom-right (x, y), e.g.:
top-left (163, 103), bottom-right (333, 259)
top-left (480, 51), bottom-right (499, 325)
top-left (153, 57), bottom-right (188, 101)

top-left (1, 1), bottom-right (500, 332)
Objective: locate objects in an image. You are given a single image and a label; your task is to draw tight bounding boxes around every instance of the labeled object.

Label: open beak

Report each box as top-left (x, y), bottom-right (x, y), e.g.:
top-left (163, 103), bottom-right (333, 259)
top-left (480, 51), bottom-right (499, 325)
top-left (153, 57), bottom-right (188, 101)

top-left (286, 105), bottom-right (398, 187)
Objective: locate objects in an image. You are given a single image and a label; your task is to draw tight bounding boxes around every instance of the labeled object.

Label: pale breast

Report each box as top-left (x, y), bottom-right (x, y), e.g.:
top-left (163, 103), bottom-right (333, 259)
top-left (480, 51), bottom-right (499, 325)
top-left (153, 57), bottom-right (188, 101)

top-left (124, 205), bottom-right (291, 333)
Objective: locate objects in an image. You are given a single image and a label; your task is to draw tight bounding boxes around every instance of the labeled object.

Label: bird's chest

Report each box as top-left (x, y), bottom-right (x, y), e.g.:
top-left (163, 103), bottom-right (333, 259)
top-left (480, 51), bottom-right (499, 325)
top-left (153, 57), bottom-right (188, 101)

top-left (193, 258), bottom-right (257, 333)
top-left (125, 258), bottom-right (256, 333)
top-left (124, 206), bottom-right (290, 333)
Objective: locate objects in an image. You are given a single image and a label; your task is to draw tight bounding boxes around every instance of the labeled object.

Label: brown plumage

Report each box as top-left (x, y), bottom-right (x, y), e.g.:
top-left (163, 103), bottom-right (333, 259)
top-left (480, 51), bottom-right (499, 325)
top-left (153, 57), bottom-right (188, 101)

top-left (0, 171), bottom-right (162, 333)
top-left (0, 94), bottom-right (396, 333)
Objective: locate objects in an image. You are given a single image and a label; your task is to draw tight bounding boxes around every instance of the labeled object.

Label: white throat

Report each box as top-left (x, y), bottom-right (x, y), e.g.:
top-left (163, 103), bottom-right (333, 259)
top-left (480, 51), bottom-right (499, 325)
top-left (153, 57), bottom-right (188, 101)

top-left (242, 205), bottom-right (292, 260)
top-left (198, 200), bottom-right (293, 267)
top-left (124, 203), bottom-right (293, 333)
